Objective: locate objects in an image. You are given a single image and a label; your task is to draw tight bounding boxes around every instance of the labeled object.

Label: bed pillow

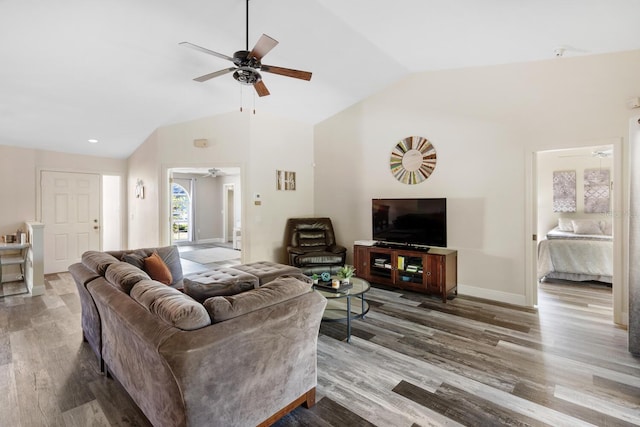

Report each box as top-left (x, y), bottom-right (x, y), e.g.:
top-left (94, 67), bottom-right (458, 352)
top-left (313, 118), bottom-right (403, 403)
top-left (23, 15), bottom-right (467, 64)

top-left (572, 219), bottom-right (603, 235)
top-left (600, 219), bottom-right (613, 236)
top-left (557, 218), bottom-right (574, 232)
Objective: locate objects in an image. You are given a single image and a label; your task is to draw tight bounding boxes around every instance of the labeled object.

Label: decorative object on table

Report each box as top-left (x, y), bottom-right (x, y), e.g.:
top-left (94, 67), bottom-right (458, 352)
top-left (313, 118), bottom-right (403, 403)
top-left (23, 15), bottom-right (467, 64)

top-left (389, 136), bottom-right (437, 184)
top-left (276, 170), bottom-right (296, 190)
top-left (553, 170), bottom-right (576, 212)
top-left (337, 265), bottom-right (356, 284)
top-left (331, 279), bottom-right (340, 289)
top-left (310, 273), bottom-right (319, 284)
top-left (584, 168), bottom-right (610, 213)
top-left (313, 280), bottom-right (353, 293)
top-left (320, 272), bottom-right (331, 282)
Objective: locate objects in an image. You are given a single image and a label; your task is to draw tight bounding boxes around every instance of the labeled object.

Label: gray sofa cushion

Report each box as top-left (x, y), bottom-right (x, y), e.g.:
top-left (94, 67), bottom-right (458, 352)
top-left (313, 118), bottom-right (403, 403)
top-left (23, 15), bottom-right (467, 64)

top-left (131, 280), bottom-right (211, 331)
top-left (82, 251), bottom-right (120, 275)
top-left (232, 261), bottom-right (302, 285)
top-left (204, 275), bottom-right (312, 323)
top-left (184, 267), bottom-right (259, 302)
top-left (105, 262), bottom-right (150, 294)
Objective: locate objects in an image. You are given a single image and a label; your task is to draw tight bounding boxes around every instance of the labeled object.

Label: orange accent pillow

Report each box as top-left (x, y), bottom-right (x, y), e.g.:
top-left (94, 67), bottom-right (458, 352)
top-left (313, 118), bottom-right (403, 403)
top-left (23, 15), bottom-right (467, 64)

top-left (144, 252), bottom-right (173, 285)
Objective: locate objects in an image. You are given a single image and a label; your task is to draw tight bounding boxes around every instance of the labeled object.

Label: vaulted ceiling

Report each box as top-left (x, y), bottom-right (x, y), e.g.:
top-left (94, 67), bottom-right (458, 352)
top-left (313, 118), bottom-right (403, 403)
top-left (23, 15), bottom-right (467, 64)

top-left (2, 0), bottom-right (640, 158)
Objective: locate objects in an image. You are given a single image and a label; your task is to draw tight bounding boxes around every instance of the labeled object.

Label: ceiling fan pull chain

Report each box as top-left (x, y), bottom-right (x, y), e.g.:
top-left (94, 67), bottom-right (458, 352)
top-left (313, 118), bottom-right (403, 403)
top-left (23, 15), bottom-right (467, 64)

top-left (240, 85), bottom-right (243, 112)
top-left (253, 90), bottom-right (256, 115)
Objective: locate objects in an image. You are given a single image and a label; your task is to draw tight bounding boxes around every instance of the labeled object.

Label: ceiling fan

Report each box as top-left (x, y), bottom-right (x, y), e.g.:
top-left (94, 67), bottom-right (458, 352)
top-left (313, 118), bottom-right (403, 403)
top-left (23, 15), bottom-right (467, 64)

top-left (179, 0), bottom-right (312, 97)
top-left (202, 168), bottom-right (224, 177)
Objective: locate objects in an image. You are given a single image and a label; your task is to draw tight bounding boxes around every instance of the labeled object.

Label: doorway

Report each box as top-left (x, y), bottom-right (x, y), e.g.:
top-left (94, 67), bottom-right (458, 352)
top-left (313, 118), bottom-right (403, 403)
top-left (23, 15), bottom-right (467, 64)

top-left (171, 181), bottom-right (192, 243)
top-left (167, 167), bottom-right (242, 250)
top-left (531, 143), bottom-right (619, 322)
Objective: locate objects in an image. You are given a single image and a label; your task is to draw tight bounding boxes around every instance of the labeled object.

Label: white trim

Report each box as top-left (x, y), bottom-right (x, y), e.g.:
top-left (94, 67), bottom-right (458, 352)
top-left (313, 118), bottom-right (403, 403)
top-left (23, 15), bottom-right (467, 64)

top-left (457, 283), bottom-right (527, 306)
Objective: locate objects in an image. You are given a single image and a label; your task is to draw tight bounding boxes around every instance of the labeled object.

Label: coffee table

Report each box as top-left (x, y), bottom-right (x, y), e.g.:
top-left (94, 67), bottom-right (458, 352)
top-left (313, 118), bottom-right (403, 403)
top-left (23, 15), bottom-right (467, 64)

top-left (314, 276), bottom-right (370, 343)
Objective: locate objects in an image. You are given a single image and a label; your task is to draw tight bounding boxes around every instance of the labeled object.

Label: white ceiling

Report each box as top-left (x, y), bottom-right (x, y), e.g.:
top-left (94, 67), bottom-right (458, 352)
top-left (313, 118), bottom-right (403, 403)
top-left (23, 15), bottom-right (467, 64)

top-left (2, 0), bottom-right (640, 159)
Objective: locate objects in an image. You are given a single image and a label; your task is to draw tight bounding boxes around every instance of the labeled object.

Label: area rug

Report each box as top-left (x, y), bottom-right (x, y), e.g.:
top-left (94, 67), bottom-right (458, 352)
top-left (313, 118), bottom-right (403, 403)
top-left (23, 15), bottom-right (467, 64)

top-left (179, 247), bottom-right (240, 264)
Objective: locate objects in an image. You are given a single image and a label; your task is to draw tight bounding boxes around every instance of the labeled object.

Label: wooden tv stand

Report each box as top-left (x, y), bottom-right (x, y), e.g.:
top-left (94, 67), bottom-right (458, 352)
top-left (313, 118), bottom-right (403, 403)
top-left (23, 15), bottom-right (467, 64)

top-left (354, 244), bottom-right (457, 302)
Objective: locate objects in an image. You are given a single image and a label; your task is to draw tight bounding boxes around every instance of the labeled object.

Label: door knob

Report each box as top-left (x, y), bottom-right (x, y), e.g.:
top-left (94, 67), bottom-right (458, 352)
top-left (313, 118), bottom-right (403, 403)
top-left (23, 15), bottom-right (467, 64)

top-left (94, 226), bottom-right (100, 230)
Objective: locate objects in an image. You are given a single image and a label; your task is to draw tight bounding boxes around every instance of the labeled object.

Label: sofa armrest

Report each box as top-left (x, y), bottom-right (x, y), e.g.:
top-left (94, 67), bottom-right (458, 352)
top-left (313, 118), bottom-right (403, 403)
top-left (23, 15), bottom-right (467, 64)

top-left (88, 280), bottom-right (185, 427)
top-left (161, 291), bottom-right (327, 427)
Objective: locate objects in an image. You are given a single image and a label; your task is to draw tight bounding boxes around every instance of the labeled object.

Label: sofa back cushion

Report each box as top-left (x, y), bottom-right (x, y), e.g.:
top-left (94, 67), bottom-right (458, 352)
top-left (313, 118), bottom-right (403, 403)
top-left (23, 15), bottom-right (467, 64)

top-left (82, 251), bottom-right (121, 275)
top-left (115, 246), bottom-right (184, 288)
top-left (105, 262), bottom-right (150, 294)
top-left (203, 275), bottom-right (312, 323)
top-left (131, 280), bottom-right (211, 331)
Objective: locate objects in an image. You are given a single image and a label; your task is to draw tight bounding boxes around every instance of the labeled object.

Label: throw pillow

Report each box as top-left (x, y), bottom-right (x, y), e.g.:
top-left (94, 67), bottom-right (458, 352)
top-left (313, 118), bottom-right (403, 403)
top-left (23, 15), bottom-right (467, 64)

top-left (557, 218), bottom-right (574, 232)
top-left (572, 219), bottom-right (603, 235)
top-left (144, 252), bottom-right (173, 285)
top-left (122, 252), bottom-right (145, 270)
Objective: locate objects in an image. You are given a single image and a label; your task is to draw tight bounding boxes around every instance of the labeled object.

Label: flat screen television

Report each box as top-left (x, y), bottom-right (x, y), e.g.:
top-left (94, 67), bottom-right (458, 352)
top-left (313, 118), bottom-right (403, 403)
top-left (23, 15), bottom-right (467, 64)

top-left (372, 198), bottom-right (447, 248)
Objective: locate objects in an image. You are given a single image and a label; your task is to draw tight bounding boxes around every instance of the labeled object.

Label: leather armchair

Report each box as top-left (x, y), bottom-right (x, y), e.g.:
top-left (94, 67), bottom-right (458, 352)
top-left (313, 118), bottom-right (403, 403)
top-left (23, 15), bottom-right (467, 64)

top-left (285, 217), bottom-right (346, 274)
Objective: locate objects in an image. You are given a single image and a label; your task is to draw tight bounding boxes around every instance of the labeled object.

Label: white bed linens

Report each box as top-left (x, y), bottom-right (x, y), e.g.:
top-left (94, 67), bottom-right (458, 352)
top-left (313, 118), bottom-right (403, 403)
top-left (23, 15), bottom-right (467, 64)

top-left (538, 227), bottom-right (613, 283)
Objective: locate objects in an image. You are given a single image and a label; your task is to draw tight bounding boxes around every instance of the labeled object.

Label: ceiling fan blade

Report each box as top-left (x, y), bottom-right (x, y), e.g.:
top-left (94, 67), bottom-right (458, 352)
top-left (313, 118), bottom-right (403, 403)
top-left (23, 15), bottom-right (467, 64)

top-left (261, 64), bottom-right (312, 81)
top-left (193, 67), bottom-right (236, 82)
top-left (254, 80), bottom-right (270, 97)
top-left (249, 34), bottom-right (278, 60)
top-left (179, 41), bottom-right (234, 63)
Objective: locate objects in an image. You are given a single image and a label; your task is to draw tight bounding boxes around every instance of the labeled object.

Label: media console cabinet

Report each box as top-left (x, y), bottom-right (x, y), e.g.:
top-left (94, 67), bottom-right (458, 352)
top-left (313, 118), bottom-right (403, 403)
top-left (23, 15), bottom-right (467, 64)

top-left (354, 244), bottom-right (457, 302)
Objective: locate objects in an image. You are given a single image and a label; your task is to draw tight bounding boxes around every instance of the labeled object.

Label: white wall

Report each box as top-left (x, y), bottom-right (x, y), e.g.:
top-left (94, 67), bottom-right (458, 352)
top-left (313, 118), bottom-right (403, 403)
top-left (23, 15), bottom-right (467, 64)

top-left (315, 49), bottom-right (640, 307)
top-left (127, 110), bottom-right (314, 263)
top-left (0, 144), bottom-right (127, 242)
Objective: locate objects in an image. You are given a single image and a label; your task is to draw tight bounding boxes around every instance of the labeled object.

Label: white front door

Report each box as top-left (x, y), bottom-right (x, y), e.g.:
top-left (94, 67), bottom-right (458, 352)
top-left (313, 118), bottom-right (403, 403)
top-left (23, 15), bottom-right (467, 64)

top-left (41, 171), bottom-right (101, 273)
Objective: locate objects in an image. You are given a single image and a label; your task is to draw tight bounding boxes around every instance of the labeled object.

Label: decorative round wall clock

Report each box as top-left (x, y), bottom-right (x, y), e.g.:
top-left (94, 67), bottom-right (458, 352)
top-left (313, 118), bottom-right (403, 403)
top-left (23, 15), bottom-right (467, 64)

top-left (389, 136), bottom-right (437, 184)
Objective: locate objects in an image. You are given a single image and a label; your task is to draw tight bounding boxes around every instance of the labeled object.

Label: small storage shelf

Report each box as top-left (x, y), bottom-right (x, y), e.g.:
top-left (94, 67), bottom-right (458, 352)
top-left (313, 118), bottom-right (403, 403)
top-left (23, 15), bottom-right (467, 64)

top-left (0, 243), bottom-right (30, 296)
top-left (354, 244), bottom-right (457, 302)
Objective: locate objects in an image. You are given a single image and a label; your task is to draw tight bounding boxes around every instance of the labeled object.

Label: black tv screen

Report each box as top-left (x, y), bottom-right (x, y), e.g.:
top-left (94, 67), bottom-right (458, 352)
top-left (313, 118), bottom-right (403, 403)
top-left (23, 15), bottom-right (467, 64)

top-left (372, 198), bottom-right (447, 248)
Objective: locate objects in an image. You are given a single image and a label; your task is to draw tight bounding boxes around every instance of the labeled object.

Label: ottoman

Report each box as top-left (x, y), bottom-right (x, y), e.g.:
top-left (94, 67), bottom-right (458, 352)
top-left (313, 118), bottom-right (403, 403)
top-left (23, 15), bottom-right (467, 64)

top-left (233, 261), bottom-right (302, 285)
top-left (183, 267), bottom-right (259, 302)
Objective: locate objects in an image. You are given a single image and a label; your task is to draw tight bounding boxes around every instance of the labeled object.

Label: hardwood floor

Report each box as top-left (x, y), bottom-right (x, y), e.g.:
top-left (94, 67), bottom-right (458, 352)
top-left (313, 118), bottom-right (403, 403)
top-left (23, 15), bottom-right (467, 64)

top-left (1, 275), bottom-right (637, 426)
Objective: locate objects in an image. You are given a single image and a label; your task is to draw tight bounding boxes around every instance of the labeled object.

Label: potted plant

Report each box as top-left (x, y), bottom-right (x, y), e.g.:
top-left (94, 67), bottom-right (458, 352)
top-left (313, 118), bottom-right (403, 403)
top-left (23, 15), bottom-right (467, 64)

top-left (310, 273), bottom-right (319, 285)
top-left (337, 265), bottom-right (356, 284)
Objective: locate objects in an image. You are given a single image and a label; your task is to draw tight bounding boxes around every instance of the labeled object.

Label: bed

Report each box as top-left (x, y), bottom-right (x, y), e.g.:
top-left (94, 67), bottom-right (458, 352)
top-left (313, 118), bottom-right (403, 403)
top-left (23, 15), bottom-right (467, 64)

top-left (537, 218), bottom-right (613, 283)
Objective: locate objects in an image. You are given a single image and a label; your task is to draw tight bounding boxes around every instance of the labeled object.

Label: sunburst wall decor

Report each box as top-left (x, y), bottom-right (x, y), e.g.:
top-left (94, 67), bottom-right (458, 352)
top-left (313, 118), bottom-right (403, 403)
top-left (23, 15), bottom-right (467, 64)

top-left (389, 136), bottom-right (437, 184)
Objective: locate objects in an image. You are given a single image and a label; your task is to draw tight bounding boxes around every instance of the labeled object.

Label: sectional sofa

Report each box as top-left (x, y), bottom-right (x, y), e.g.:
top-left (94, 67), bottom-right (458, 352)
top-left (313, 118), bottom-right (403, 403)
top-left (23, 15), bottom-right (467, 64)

top-left (69, 246), bottom-right (327, 427)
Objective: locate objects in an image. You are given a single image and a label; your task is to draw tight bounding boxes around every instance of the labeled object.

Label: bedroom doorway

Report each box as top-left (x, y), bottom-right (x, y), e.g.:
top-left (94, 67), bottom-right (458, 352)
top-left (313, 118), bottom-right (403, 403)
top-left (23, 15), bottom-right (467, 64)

top-left (533, 144), bottom-right (616, 319)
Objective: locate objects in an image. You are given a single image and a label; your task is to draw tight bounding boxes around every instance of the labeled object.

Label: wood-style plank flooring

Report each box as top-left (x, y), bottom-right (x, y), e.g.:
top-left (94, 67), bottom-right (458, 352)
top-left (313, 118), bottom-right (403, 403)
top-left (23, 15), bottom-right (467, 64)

top-left (1, 275), bottom-right (638, 426)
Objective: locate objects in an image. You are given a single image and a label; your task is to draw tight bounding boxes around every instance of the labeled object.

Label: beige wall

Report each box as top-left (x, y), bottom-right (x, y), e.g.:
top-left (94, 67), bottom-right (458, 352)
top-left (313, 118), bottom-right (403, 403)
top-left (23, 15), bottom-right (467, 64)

top-left (127, 110), bottom-right (314, 263)
top-left (314, 49), bottom-right (640, 308)
top-left (0, 144), bottom-right (127, 239)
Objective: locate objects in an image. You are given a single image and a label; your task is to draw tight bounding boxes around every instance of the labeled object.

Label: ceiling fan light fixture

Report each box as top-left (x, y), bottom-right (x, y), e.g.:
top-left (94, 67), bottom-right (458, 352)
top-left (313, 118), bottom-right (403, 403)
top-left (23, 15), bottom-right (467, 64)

top-left (233, 67), bottom-right (262, 85)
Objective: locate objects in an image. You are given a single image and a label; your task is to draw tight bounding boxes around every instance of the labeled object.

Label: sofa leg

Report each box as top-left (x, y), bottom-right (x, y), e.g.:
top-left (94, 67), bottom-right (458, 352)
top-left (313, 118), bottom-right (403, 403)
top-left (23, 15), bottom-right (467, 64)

top-left (257, 387), bottom-right (317, 426)
top-left (303, 387), bottom-right (316, 409)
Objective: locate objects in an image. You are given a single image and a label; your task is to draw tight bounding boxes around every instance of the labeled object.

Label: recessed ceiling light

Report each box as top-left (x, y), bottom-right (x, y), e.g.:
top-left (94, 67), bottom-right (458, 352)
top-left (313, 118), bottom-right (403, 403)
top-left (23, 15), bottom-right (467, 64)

top-left (88, 139), bottom-right (98, 144)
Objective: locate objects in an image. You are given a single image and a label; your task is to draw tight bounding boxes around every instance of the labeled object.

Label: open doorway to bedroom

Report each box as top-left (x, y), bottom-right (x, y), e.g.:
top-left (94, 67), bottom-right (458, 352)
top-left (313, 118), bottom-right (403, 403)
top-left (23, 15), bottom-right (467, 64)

top-left (168, 167), bottom-right (242, 272)
top-left (534, 144), bottom-right (615, 318)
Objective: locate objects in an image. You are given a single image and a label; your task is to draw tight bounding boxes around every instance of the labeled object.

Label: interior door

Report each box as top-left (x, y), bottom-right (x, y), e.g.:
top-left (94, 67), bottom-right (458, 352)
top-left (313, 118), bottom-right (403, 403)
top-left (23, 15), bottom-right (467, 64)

top-left (41, 171), bottom-right (100, 273)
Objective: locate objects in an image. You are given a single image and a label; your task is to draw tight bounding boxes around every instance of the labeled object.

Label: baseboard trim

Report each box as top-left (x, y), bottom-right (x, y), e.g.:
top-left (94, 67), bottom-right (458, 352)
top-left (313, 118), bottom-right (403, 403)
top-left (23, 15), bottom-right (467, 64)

top-left (195, 238), bottom-right (225, 244)
top-left (457, 283), bottom-right (527, 306)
